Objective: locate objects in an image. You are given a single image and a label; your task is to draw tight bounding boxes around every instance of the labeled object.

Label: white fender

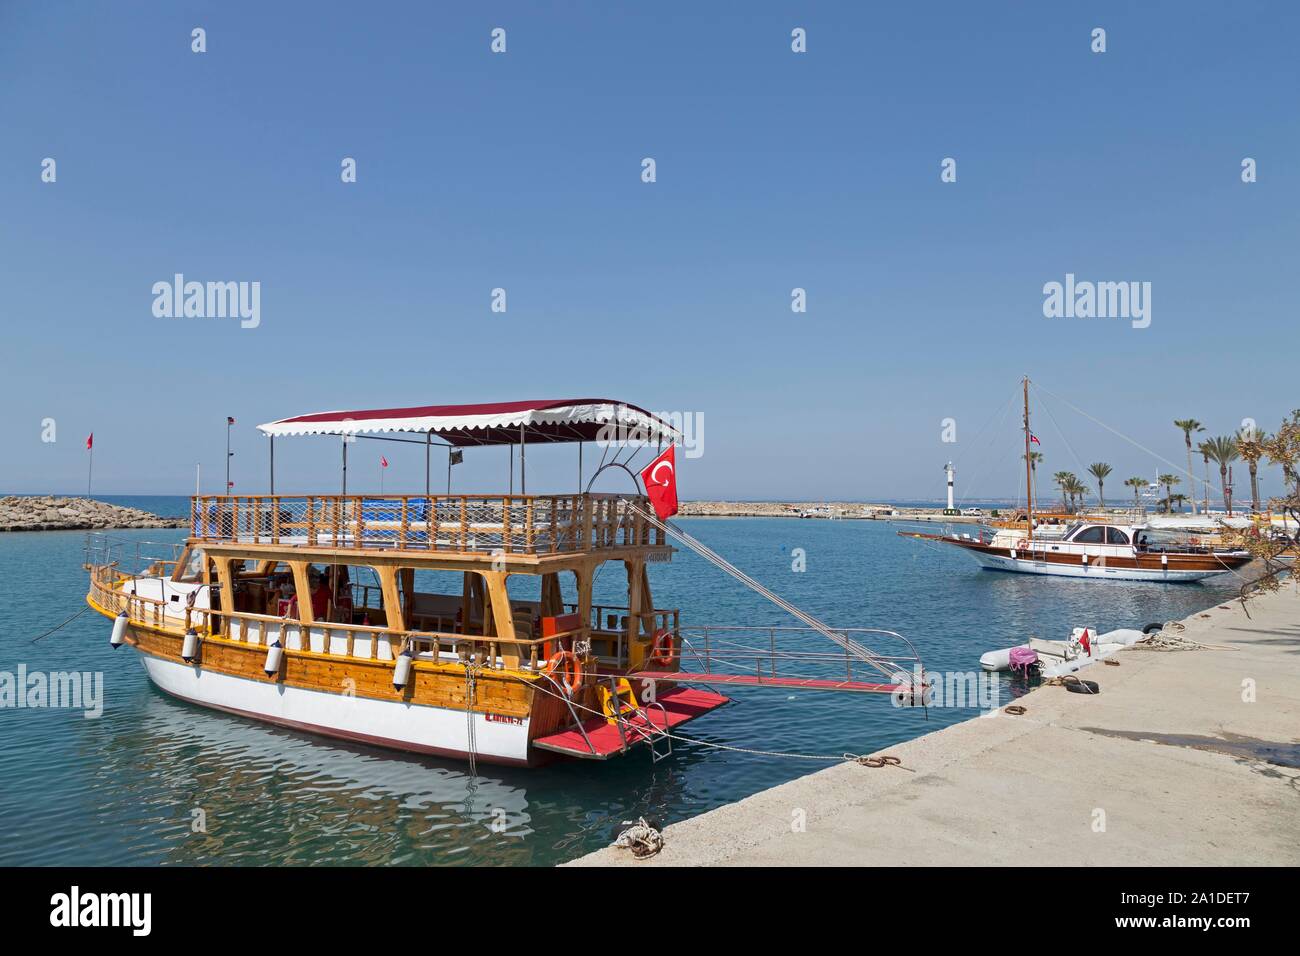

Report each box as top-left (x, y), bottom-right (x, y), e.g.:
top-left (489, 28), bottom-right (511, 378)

top-left (181, 628), bottom-right (200, 663)
top-left (264, 640), bottom-right (284, 676)
top-left (392, 648), bottom-right (413, 690)
top-left (110, 611), bottom-right (129, 648)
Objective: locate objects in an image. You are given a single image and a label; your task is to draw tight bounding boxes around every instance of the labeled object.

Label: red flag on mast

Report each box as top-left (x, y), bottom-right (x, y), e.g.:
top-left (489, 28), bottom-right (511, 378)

top-left (639, 446), bottom-right (679, 520)
top-left (380, 456), bottom-right (389, 468)
top-left (86, 433), bottom-right (93, 450)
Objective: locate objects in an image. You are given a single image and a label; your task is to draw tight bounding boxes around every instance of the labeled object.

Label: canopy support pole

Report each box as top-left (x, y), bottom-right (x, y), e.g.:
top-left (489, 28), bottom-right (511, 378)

top-left (447, 447), bottom-right (453, 494)
top-left (269, 436), bottom-right (275, 495)
top-left (425, 432), bottom-right (431, 497)
top-left (508, 445), bottom-right (513, 495)
top-left (578, 442), bottom-right (583, 493)
top-left (520, 424), bottom-right (526, 495)
top-left (342, 435), bottom-right (348, 496)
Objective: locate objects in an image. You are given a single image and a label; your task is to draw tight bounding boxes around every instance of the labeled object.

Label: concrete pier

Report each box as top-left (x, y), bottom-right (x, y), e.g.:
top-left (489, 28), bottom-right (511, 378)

top-left (570, 583), bottom-right (1300, 866)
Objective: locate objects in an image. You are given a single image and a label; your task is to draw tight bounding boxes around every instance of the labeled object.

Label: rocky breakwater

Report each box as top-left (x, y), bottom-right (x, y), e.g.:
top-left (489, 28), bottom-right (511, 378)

top-left (0, 496), bottom-right (186, 532)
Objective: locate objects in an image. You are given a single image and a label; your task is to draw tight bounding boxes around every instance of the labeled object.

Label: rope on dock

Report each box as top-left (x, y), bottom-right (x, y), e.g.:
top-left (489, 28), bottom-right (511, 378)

top-left (612, 817), bottom-right (663, 859)
top-left (1134, 620), bottom-right (1237, 652)
top-left (845, 754), bottom-right (910, 770)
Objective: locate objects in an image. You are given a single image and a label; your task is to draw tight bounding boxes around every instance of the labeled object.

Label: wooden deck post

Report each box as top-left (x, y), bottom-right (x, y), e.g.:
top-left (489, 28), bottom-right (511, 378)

top-left (213, 557), bottom-right (236, 637)
top-left (289, 560), bottom-right (315, 625)
top-left (377, 565), bottom-right (405, 633)
top-left (483, 570), bottom-right (520, 669)
top-left (625, 558), bottom-right (646, 668)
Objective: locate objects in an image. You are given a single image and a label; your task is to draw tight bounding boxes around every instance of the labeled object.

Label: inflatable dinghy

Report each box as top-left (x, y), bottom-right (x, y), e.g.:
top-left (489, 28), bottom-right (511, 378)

top-left (980, 627), bottom-right (1144, 677)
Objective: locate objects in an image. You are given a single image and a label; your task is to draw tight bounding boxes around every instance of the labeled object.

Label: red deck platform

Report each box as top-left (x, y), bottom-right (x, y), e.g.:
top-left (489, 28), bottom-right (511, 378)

top-left (531, 686), bottom-right (729, 760)
top-left (627, 670), bottom-right (904, 694)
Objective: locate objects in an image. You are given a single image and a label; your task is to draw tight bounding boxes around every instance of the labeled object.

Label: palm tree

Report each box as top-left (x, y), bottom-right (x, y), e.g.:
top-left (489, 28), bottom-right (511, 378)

top-left (1236, 427), bottom-right (1266, 512)
top-left (1065, 476), bottom-right (1088, 512)
top-left (1197, 440), bottom-right (1213, 513)
top-left (1204, 435), bottom-right (1240, 513)
top-left (1157, 473), bottom-right (1180, 513)
top-left (1087, 462), bottom-right (1112, 509)
top-left (1124, 476), bottom-right (1149, 510)
top-left (1169, 493), bottom-right (1188, 512)
top-left (1022, 450), bottom-right (1043, 510)
top-left (1174, 419), bottom-right (1204, 513)
top-left (1052, 470), bottom-right (1072, 510)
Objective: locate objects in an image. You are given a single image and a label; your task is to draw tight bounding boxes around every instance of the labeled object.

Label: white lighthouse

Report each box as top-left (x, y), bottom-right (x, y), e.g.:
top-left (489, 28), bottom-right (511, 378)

top-left (943, 462), bottom-right (956, 513)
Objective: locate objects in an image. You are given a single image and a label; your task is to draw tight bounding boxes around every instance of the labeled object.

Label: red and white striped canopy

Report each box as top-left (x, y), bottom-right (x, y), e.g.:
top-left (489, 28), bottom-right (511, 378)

top-left (257, 398), bottom-right (681, 446)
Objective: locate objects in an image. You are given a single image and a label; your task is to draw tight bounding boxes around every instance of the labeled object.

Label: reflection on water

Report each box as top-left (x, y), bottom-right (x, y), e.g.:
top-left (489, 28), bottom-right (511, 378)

top-left (0, 517), bottom-right (1242, 865)
top-left (98, 695), bottom-right (536, 865)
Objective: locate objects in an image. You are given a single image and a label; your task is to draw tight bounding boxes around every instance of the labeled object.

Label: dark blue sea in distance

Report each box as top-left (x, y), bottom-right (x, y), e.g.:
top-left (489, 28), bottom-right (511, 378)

top-left (0, 496), bottom-right (1238, 865)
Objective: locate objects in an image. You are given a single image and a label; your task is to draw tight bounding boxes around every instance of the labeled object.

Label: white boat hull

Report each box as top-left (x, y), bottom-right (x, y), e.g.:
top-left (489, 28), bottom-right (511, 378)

top-left (965, 548), bottom-right (1225, 582)
top-left (137, 652), bottom-right (533, 765)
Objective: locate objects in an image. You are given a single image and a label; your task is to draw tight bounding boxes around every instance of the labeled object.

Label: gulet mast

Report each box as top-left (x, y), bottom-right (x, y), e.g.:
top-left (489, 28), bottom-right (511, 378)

top-left (1023, 376), bottom-right (1035, 542)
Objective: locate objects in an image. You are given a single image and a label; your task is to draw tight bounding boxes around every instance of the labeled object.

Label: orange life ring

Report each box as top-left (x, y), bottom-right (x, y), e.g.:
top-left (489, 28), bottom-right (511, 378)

top-left (544, 650), bottom-right (582, 696)
top-left (650, 628), bottom-right (675, 667)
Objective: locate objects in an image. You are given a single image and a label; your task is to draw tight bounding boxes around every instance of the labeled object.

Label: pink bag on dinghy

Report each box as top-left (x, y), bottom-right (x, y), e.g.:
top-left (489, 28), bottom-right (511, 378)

top-left (1008, 646), bottom-right (1040, 677)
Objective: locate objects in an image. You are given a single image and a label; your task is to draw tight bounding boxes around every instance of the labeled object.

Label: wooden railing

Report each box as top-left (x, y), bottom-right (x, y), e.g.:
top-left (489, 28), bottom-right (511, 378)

top-left (88, 564), bottom-right (590, 672)
top-left (188, 493), bottom-right (665, 555)
top-left (569, 602), bottom-right (679, 637)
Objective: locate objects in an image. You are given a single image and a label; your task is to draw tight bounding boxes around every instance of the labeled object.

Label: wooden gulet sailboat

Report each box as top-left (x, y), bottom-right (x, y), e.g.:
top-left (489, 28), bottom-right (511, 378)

top-left (900, 379), bottom-right (1252, 583)
top-left (86, 398), bottom-right (922, 767)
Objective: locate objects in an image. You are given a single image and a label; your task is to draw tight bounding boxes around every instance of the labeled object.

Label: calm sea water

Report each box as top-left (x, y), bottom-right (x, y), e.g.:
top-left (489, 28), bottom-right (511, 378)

top-left (0, 496), bottom-right (1238, 866)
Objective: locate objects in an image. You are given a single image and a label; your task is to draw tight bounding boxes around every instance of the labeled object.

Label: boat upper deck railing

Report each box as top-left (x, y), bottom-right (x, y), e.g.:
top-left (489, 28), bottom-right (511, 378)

top-left (188, 493), bottom-right (665, 556)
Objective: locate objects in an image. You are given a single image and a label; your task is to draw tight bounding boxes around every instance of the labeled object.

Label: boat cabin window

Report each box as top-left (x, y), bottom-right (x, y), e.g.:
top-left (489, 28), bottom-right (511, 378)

top-left (1071, 526), bottom-right (1107, 544)
top-left (1105, 527), bottom-right (1130, 545)
top-left (175, 547), bottom-right (205, 583)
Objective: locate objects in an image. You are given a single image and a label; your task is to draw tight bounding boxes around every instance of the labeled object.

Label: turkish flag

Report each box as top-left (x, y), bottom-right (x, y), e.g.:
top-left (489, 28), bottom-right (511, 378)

top-left (639, 445), bottom-right (678, 520)
top-left (1080, 628), bottom-right (1092, 656)
top-left (380, 456), bottom-right (389, 468)
top-left (86, 433), bottom-right (93, 450)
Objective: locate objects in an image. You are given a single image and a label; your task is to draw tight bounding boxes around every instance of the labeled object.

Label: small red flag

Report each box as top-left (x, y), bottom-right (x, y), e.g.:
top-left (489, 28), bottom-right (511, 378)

top-left (86, 433), bottom-right (93, 450)
top-left (227, 416), bottom-right (236, 425)
top-left (1029, 433), bottom-right (1041, 445)
top-left (1080, 628), bottom-right (1092, 656)
top-left (639, 445), bottom-right (679, 520)
top-left (380, 456), bottom-right (389, 468)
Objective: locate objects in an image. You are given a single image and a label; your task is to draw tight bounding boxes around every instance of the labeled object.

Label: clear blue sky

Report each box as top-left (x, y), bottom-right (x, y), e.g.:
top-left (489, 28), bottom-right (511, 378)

top-left (1, 2), bottom-right (1295, 502)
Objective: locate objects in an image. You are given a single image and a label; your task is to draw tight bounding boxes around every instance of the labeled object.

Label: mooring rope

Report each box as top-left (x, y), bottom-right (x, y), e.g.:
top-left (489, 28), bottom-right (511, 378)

top-left (464, 662), bottom-right (480, 781)
top-left (29, 604), bottom-right (93, 644)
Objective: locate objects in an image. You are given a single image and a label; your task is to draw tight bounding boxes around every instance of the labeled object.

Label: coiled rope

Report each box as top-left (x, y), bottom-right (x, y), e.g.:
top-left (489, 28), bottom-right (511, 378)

top-left (612, 817), bottom-right (664, 859)
top-left (1134, 620), bottom-right (1237, 652)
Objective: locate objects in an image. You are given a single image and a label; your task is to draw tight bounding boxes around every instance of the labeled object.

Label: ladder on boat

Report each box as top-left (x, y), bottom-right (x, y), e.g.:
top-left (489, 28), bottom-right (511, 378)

top-left (532, 675), bottom-right (726, 761)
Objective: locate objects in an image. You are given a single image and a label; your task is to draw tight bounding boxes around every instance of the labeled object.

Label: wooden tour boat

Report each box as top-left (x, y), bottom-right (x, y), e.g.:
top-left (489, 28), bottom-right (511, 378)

top-left (86, 399), bottom-right (920, 767)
